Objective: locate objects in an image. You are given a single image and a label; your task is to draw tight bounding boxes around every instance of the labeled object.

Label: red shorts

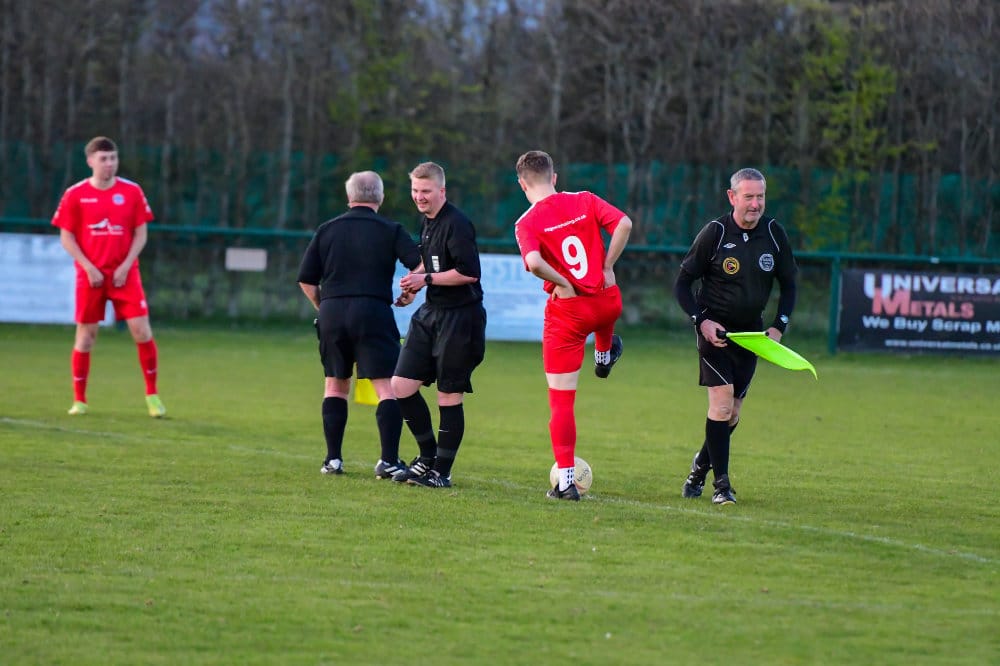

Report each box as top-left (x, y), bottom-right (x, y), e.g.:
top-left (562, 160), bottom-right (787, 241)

top-left (542, 285), bottom-right (622, 373)
top-left (75, 267), bottom-right (149, 324)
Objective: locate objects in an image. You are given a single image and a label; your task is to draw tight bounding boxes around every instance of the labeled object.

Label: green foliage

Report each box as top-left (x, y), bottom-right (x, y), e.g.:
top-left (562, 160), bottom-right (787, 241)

top-left (791, 12), bottom-right (904, 251)
top-left (1, 324), bottom-right (998, 664)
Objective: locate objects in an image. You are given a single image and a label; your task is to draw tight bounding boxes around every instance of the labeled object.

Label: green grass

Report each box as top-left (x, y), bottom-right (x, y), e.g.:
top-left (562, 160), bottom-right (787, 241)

top-left (1, 323), bottom-right (997, 665)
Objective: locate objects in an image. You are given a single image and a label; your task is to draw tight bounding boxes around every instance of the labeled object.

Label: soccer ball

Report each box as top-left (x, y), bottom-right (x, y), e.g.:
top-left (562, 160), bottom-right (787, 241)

top-left (549, 457), bottom-right (593, 495)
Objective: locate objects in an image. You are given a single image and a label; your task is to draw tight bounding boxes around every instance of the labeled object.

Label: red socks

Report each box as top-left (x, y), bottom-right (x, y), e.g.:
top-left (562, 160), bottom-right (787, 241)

top-left (71, 350), bottom-right (90, 402)
top-left (137, 340), bottom-right (158, 395)
top-left (548, 388), bottom-right (577, 468)
top-left (71, 340), bottom-right (158, 402)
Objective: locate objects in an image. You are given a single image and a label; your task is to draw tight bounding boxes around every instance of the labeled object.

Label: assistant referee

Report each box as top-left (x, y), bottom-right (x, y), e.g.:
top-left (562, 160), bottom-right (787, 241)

top-left (673, 167), bottom-right (798, 505)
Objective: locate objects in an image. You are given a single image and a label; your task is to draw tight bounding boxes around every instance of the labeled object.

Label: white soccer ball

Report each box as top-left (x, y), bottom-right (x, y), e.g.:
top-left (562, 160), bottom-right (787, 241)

top-left (549, 456), bottom-right (593, 495)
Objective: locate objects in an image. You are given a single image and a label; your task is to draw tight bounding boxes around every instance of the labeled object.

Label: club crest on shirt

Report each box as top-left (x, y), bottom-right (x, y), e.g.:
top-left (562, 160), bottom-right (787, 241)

top-left (723, 257), bottom-right (740, 274)
top-left (113, 193), bottom-right (126, 205)
top-left (758, 253), bottom-right (775, 271)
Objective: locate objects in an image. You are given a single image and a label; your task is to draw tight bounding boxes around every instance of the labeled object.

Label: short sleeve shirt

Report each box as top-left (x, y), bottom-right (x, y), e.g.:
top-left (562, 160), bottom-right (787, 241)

top-left (514, 191), bottom-right (625, 295)
top-left (296, 206), bottom-right (421, 304)
top-left (419, 201), bottom-right (483, 309)
top-left (52, 178), bottom-right (154, 272)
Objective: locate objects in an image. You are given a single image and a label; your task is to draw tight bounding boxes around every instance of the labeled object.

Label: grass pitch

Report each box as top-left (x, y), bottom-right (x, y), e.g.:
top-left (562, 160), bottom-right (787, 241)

top-left (1, 323), bottom-right (997, 665)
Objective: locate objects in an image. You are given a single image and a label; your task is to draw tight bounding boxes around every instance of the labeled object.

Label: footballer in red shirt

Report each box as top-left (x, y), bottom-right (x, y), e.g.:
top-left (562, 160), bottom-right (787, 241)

top-left (51, 136), bottom-right (166, 418)
top-left (514, 150), bottom-right (632, 500)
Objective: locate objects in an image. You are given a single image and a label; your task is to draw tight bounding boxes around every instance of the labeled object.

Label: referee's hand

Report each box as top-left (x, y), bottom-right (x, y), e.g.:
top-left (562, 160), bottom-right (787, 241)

top-left (395, 289), bottom-right (416, 307)
top-left (699, 319), bottom-right (727, 347)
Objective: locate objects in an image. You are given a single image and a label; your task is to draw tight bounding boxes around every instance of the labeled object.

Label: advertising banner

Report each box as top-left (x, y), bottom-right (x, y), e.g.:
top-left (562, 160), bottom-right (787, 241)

top-left (0, 232), bottom-right (77, 324)
top-left (838, 268), bottom-right (1000, 354)
top-left (0, 232), bottom-right (548, 341)
top-left (393, 253), bottom-right (547, 342)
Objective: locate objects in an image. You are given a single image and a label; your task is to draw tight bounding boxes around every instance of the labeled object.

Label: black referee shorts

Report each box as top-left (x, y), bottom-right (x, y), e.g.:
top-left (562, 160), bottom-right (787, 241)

top-left (395, 302), bottom-right (486, 394)
top-left (317, 296), bottom-right (401, 379)
top-left (696, 331), bottom-right (758, 399)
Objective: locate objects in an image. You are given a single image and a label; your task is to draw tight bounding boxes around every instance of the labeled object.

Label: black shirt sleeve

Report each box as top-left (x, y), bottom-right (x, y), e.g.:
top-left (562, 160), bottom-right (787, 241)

top-left (396, 225), bottom-right (421, 271)
top-left (769, 222), bottom-right (798, 331)
top-left (447, 217), bottom-right (481, 280)
top-left (673, 268), bottom-right (702, 322)
top-left (296, 233), bottom-right (322, 285)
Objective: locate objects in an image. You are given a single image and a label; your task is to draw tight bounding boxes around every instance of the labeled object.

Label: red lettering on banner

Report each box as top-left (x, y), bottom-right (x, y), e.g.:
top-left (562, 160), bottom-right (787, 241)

top-left (872, 289), bottom-right (909, 315)
top-left (873, 289), bottom-right (974, 318)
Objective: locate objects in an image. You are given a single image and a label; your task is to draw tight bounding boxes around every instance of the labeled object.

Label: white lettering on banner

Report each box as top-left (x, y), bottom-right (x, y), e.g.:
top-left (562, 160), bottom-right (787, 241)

top-left (864, 272), bottom-right (1000, 298)
top-left (932, 319), bottom-right (982, 334)
top-left (892, 317), bottom-right (928, 333)
top-left (861, 316), bottom-right (890, 329)
top-left (987, 321), bottom-right (1000, 334)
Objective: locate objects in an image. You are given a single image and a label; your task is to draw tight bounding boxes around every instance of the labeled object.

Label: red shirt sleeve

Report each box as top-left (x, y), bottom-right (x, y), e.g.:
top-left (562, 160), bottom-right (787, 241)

top-left (51, 185), bottom-right (81, 233)
top-left (588, 191), bottom-right (626, 234)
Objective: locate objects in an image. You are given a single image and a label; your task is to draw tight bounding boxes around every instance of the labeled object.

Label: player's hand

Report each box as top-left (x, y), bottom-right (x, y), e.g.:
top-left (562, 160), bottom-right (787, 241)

top-left (699, 319), bottom-right (727, 347)
top-left (602, 267), bottom-right (617, 288)
top-left (85, 264), bottom-right (104, 287)
top-left (112, 264), bottom-right (128, 288)
top-left (764, 326), bottom-right (782, 343)
top-left (399, 272), bottom-right (425, 292)
top-left (394, 289), bottom-right (416, 307)
top-left (552, 283), bottom-right (577, 299)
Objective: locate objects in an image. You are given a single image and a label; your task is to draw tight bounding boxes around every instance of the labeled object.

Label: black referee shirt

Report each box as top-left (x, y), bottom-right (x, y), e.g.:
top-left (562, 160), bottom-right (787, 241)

top-left (678, 213), bottom-right (797, 330)
top-left (419, 201), bottom-right (483, 309)
top-left (297, 206), bottom-right (421, 304)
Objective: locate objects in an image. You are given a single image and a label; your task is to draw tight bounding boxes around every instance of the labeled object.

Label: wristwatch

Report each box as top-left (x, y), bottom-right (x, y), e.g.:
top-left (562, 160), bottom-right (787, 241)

top-left (424, 273), bottom-right (433, 286)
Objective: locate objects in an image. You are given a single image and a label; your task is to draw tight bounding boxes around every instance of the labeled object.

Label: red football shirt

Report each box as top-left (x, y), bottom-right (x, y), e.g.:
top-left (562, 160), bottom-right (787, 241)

top-left (51, 177), bottom-right (154, 272)
top-left (514, 191), bottom-right (626, 295)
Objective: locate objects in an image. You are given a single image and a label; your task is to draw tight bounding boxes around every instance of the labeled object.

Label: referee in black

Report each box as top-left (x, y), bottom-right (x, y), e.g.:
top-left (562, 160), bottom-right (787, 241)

top-left (673, 168), bottom-right (798, 505)
top-left (297, 170), bottom-right (421, 478)
top-left (389, 161), bottom-right (487, 489)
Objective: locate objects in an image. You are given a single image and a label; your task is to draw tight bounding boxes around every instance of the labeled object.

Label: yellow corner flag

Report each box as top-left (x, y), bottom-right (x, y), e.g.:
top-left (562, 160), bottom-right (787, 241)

top-left (723, 331), bottom-right (817, 379)
top-left (354, 378), bottom-right (379, 405)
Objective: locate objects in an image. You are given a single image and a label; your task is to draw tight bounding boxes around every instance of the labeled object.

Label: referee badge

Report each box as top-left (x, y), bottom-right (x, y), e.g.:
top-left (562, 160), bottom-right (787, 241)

top-left (723, 257), bottom-right (740, 274)
top-left (759, 253), bottom-right (775, 271)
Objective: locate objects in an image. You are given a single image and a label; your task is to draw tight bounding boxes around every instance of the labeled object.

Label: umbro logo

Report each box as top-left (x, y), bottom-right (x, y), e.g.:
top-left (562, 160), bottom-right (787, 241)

top-left (723, 243), bottom-right (736, 249)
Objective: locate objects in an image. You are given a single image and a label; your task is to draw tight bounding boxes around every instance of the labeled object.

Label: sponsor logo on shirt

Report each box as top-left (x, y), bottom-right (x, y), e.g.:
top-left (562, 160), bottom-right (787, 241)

top-left (759, 254), bottom-right (775, 271)
top-left (87, 218), bottom-right (125, 236)
top-left (543, 214), bottom-right (586, 233)
top-left (431, 256), bottom-right (440, 272)
top-left (723, 257), bottom-right (740, 275)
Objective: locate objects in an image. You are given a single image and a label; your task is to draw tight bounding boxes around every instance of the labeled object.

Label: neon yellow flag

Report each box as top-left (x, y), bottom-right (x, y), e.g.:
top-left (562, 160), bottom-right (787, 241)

top-left (723, 331), bottom-right (817, 379)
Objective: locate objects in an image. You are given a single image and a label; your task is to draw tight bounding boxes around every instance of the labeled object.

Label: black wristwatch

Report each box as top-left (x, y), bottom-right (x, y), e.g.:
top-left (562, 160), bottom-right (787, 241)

top-left (424, 273), bottom-right (433, 286)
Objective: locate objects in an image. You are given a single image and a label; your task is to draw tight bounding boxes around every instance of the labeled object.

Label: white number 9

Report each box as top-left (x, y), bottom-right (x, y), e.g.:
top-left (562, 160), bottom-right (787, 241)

top-left (561, 235), bottom-right (588, 279)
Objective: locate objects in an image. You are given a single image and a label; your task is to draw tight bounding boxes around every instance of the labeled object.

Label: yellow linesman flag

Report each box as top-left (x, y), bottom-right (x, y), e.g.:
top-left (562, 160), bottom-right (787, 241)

top-left (723, 331), bottom-right (817, 379)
